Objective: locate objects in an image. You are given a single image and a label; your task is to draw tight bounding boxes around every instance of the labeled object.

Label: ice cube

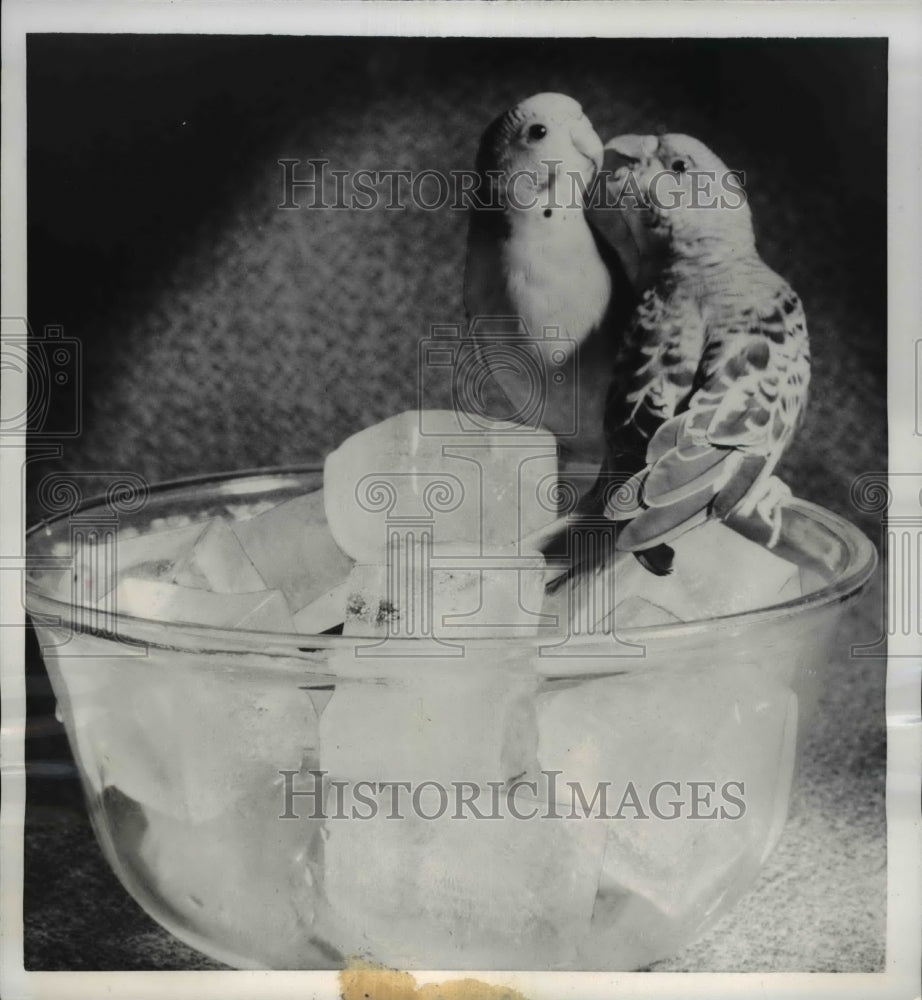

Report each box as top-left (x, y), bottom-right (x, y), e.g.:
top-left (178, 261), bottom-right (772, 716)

top-left (42, 639), bottom-right (174, 803)
top-left (323, 411), bottom-right (559, 564)
top-left (60, 521), bottom-right (205, 606)
top-left (37, 563), bottom-right (85, 606)
top-left (609, 596), bottom-right (681, 629)
top-left (620, 521), bottom-right (802, 622)
top-left (553, 521), bottom-right (802, 632)
top-left (105, 577), bottom-right (295, 632)
top-left (539, 546), bottom-right (633, 642)
top-left (303, 685), bottom-right (334, 718)
top-left (318, 654), bottom-right (538, 785)
top-left (148, 514), bottom-right (196, 531)
top-left (341, 540), bottom-right (549, 639)
top-left (778, 572), bottom-right (805, 602)
top-left (230, 491), bottom-right (354, 610)
top-left (293, 581), bottom-right (350, 634)
top-left (170, 518), bottom-right (266, 593)
top-left (537, 661), bottom-right (798, 921)
top-left (135, 777), bottom-right (326, 965)
top-left (177, 673), bottom-right (321, 823)
top-left (45, 632), bottom-right (320, 826)
top-left (585, 879), bottom-right (744, 971)
top-left (340, 562), bottom-right (397, 636)
top-left (799, 565), bottom-right (828, 596)
top-left (320, 782), bottom-right (607, 969)
top-left (235, 592), bottom-right (296, 632)
top-left (432, 546), bottom-right (549, 639)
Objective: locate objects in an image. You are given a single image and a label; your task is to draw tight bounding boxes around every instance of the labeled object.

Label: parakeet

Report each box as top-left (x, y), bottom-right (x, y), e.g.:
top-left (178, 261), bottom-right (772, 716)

top-left (463, 93), bottom-right (637, 463)
top-left (595, 133), bottom-right (811, 574)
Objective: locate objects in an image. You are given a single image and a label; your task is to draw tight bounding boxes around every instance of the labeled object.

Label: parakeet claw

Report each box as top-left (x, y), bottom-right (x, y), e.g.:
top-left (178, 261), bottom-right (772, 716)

top-left (745, 476), bottom-right (792, 548)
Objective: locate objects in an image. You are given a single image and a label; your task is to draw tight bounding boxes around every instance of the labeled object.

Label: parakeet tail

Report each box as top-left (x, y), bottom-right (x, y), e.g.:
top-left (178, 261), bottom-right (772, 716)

top-left (615, 452), bottom-right (768, 551)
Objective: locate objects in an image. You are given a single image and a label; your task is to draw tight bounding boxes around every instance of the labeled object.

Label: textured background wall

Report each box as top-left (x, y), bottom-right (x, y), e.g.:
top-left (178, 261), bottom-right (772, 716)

top-left (26, 35), bottom-right (887, 538)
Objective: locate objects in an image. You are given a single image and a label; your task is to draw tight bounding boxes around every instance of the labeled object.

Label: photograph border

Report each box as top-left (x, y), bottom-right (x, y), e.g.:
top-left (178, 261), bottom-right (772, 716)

top-left (2, 2), bottom-right (920, 998)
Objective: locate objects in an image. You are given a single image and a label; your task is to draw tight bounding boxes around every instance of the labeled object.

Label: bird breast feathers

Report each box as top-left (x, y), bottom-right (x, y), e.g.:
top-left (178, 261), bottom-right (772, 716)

top-left (499, 225), bottom-right (612, 340)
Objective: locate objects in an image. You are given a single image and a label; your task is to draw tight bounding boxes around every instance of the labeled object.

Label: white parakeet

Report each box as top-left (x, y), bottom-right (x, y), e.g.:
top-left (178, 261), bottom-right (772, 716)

top-left (463, 93), bottom-right (637, 463)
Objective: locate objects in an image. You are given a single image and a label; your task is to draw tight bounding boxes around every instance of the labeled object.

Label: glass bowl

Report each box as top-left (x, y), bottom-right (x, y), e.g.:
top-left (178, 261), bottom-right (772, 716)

top-left (24, 466), bottom-right (877, 971)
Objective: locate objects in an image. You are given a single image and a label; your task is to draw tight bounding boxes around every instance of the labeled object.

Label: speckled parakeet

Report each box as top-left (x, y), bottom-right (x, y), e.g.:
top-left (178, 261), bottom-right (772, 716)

top-left (596, 133), bottom-right (811, 574)
top-left (463, 93), bottom-right (637, 463)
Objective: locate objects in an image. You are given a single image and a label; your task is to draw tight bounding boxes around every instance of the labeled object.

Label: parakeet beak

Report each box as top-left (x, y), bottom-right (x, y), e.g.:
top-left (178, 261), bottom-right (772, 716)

top-left (604, 134), bottom-right (659, 166)
top-left (570, 117), bottom-right (605, 173)
top-left (603, 134), bottom-right (662, 223)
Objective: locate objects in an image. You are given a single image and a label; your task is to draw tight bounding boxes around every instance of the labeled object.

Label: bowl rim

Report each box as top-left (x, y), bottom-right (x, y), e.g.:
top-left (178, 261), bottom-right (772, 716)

top-left (24, 464), bottom-right (879, 671)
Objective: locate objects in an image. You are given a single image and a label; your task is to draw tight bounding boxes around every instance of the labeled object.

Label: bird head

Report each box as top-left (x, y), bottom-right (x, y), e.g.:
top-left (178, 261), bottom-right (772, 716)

top-left (606, 133), bottom-right (755, 253)
top-left (475, 93), bottom-right (604, 216)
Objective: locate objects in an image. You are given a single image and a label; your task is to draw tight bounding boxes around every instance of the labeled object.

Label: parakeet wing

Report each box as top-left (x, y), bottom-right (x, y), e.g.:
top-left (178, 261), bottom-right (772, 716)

top-left (612, 285), bottom-right (809, 550)
top-left (604, 285), bottom-right (704, 471)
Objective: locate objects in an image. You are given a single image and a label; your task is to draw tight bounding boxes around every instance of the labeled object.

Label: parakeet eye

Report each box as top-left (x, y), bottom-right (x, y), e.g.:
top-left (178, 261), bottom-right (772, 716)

top-left (670, 158), bottom-right (689, 173)
top-left (527, 124), bottom-right (548, 141)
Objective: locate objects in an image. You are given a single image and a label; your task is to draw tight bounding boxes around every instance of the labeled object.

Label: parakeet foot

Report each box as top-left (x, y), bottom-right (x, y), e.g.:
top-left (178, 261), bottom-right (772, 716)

top-left (743, 476), bottom-right (792, 548)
